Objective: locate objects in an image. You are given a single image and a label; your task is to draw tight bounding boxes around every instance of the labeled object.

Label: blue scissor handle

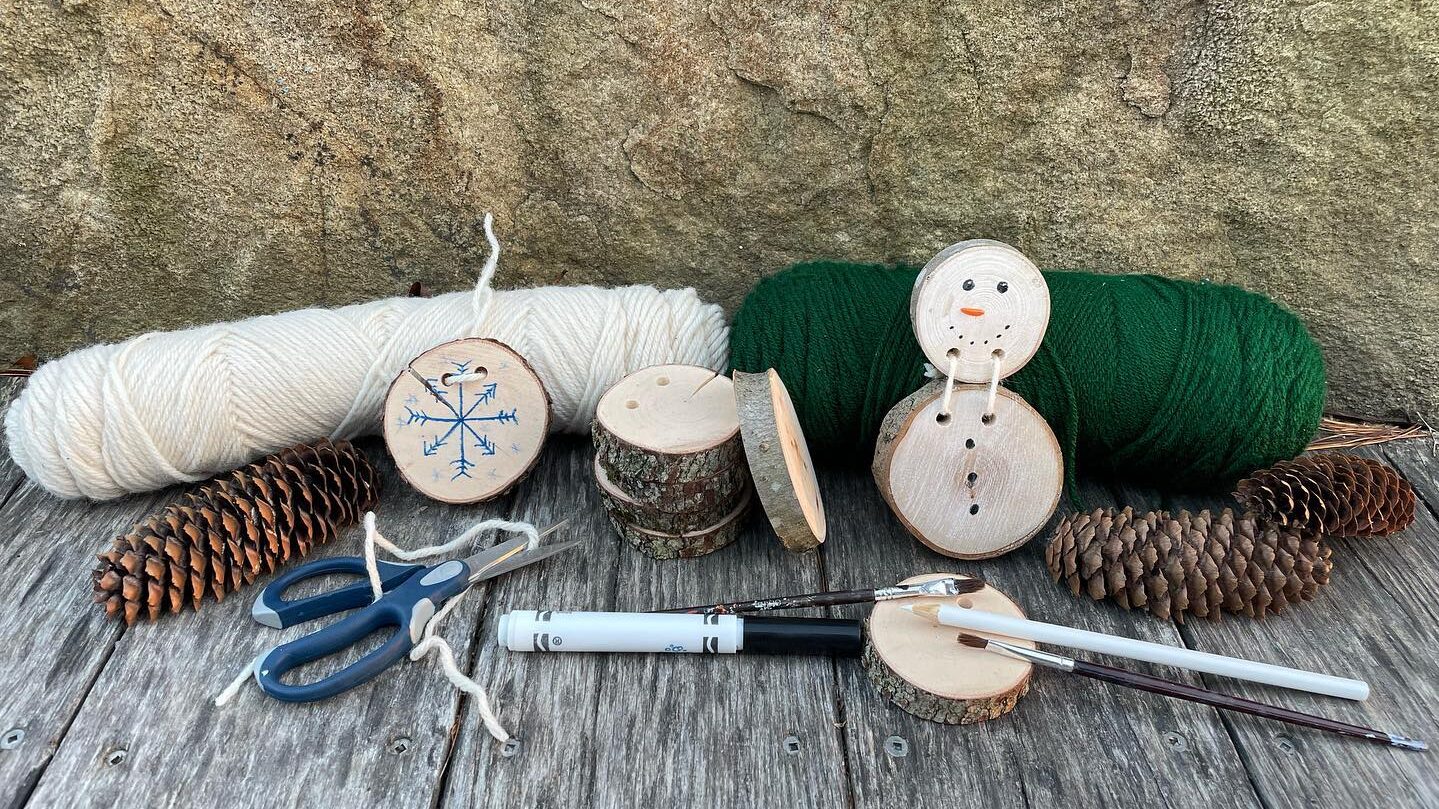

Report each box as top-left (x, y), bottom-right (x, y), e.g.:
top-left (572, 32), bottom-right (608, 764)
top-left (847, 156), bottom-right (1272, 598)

top-left (252, 556), bottom-right (421, 629)
top-left (254, 559), bottom-right (472, 702)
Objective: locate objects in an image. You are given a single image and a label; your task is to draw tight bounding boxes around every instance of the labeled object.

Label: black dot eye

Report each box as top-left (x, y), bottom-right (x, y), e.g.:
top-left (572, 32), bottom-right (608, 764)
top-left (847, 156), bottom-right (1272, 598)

top-left (962, 279), bottom-right (974, 291)
top-left (997, 281), bottom-right (1009, 293)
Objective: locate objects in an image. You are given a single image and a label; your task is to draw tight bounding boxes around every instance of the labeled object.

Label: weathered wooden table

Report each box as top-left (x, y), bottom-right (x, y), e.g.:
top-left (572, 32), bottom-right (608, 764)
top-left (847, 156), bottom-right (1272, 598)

top-left (1, 398), bottom-right (1435, 807)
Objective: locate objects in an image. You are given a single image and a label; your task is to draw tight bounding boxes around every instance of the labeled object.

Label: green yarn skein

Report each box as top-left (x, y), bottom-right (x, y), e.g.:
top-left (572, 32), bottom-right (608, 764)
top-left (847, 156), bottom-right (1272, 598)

top-left (729, 261), bottom-right (1326, 490)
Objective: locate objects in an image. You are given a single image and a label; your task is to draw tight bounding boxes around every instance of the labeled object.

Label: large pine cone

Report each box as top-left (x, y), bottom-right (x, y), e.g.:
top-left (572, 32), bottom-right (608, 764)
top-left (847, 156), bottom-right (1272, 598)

top-left (92, 439), bottom-right (381, 624)
top-left (1044, 507), bottom-right (1332, 621)
top-left (1235, 452), bottom-right (1416, 538)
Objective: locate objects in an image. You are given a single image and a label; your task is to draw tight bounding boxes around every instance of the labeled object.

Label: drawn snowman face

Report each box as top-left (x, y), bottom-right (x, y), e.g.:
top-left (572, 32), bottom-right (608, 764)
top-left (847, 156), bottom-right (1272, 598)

top-left (911, 240), bottom-right (1050, 383)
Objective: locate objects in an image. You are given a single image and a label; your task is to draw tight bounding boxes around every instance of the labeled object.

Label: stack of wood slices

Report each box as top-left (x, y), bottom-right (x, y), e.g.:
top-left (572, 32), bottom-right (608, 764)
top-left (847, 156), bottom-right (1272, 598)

top-left (592, 365), bottom-right (827, 559)
top-left (593, 366), bottom-right (754, 559)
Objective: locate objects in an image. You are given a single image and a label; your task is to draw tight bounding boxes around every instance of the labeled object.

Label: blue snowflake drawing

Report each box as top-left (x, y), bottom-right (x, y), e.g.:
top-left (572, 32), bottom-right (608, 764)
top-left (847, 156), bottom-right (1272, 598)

top-left (400, 360), bottom-right (520, 480)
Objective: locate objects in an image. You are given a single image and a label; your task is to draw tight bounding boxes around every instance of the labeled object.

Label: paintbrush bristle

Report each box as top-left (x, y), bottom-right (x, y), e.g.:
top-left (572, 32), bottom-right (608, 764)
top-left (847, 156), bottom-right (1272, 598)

top-left (957, 633), bottom-right (989, 649)
top-left (953, 578), bottom-right (985, 596)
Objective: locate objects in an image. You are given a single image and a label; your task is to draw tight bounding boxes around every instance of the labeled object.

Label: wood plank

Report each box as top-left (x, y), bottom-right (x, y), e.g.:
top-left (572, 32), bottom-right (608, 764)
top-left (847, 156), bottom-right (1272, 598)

top-left (0, 482), bottom-right (167, 809)
top-left (441, 438), bottom-right (849, 808)
top-left (826, 469), bottom-right (1262, 809)
top-left (1151, 446), bottom-right (1439, 807)
top-left (0, 377), bottom-right (170, 808)
top-left (22, 438), bottom-right (518, 806)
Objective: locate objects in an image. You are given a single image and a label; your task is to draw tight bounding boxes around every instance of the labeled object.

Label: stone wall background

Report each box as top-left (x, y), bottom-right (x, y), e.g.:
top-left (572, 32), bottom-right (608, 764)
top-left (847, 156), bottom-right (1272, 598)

top-left (2, 0), bottom-right (1435, 420)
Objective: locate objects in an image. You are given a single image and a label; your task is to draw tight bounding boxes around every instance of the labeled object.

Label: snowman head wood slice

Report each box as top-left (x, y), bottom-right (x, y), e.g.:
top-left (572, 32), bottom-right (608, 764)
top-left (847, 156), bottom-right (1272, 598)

top-left (911, 239), bottom-right (1050, 382)
top-left (384, 338), bottom-right (550, 504)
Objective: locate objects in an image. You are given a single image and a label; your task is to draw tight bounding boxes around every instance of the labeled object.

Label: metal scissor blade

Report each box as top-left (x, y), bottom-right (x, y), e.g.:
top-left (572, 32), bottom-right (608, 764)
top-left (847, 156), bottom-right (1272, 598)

top-left (466, 537), bottom-right (584, 584)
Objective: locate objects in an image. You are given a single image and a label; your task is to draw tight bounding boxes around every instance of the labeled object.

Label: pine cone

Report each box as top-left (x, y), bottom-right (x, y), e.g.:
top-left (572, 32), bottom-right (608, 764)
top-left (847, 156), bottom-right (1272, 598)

top-left (1044, 507), bottom-right (1332, 621)
top-left (92, 439), bottom-right (381, 624)
top-left (1235, 453), bottom-right (1416, 538)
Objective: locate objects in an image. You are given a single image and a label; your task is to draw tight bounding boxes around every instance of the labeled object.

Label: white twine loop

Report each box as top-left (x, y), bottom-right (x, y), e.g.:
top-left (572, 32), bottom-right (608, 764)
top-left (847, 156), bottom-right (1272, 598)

top-left (935, 351), bottom-right (1005, 423)
top-left (984, 352), bottom-right (1004, 421)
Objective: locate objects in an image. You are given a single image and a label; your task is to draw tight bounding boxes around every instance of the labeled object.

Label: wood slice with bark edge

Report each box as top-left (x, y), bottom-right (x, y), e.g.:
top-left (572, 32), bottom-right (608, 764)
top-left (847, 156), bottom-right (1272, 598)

top-left (910, 239), bottom-right (1050, 382)
top-left (595, 450), bottom-right (751, 513)
top-left (383, 338), bottom-right (550, 504)
top-left (733, 369), bottom-right (826, 552)
top-left (592, 365), bottom-right (743, 485)
top-left (594, 457), bottom-right (751, 534)
top-left (873, 380), bottom-right (1062, 559)
top-left (607, 488), bottom-right (754, 560)
top-left (863, 573), bottom-right (1033, 724)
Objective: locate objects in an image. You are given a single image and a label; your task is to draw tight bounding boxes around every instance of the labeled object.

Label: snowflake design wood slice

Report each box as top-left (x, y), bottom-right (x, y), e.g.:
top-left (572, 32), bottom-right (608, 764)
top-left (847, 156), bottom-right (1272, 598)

top-left (383, 338), bottom-right (551, 504)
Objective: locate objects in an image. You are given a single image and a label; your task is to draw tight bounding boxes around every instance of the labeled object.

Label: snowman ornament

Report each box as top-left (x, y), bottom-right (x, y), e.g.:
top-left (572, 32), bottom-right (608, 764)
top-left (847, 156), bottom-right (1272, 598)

top-left (872, 240), bottom-right (1063, 559)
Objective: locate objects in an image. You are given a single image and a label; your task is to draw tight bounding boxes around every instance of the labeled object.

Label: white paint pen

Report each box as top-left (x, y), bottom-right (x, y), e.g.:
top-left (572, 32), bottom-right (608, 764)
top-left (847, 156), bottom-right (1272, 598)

top-left (497, 610), bottom-right (862, 655)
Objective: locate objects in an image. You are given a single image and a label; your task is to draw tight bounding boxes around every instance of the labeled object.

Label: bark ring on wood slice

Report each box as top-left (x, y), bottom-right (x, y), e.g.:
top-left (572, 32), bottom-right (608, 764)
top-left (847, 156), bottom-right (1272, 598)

top-left (911, 239), bottom-right (1049, 382)
top-left (594, 457), bottom-right (751, 535)
top-left (733, 369), bottom-right (826, 553)
top-left (606, 487), bottom-right (754, 560)
top-left (864, 573), bottom-right (1033, 724)
top-left (873, 380), bottom-right (1062, 559)
top-left (592, 365), bottom-right (743, 487)
top-left (383, 338), bottom-right (550, 504)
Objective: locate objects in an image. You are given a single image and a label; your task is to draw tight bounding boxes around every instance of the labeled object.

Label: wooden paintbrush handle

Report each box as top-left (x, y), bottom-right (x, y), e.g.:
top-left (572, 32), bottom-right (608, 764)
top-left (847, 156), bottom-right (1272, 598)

top-left (659, 588), bottom-right (877, 614)
top-left (1071, 660), bottom-right (1392, 745)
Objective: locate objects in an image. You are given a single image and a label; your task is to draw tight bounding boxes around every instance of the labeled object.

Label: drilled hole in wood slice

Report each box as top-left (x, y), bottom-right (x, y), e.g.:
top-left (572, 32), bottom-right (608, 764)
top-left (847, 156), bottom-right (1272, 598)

top-left (872, 381), bottom-right (1062, 560)
top-left (911, 240), bottom-right (1049, 382)
top-left (734, 369), bottom-right (826, 552)
top-left (864, 573), bottom-right (1031, 724)
top-left (383, 338), bottom-right (549, 505)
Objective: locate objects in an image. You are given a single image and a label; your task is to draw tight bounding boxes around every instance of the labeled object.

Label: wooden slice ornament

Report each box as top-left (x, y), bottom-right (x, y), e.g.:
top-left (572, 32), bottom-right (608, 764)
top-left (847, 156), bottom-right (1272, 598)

top-left (911, 239), bottom-right (1050, 383)
top-left (864, 573), bottom-right (1033, 724)
top-left (733, 369), bottom-right (826, 553)
top-left (383, 338), bottom-right (550, 504)
top-left (874, 380), bottom-right (1062, 558)
top-left (592, 365), bottom-right (743, 487)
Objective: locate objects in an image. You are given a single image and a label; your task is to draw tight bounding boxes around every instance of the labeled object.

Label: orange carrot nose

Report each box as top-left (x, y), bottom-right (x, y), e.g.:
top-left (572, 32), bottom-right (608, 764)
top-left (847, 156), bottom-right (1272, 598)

top-left (960, 307), bottom-right (985, 317)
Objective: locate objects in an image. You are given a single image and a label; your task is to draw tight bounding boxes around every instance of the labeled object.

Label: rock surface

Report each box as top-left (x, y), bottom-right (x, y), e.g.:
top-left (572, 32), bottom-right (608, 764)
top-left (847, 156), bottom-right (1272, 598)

top-left (1, 0), bottom-right (1435, 420)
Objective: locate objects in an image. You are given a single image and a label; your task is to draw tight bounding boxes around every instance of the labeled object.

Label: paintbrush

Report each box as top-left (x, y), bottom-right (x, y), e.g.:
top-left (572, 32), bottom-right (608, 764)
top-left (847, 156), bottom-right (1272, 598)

top-left (657, 576), bottom-right (986, 615)
top-left (905, 602), bottom-right (1369, 700)
top-left (958, 634), bottom-right (1426, 751)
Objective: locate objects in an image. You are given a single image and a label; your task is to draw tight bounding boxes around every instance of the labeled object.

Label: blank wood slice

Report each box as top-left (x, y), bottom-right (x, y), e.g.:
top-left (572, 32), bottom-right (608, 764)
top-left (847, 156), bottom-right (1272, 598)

top-left (911, 239), bottom-right (1050, 382)
top-left (594, 458), bottom-right (749, 534)
top-left (383, 338), bottom-right (550, 504)
top-left (873, 380), bottom-right (1062, 559)
top-left (864, 573), bottom-right (1033, 724)
top-left (733, 369), bottom-right (826, 553)
top-left (607, 488), bottom-right (753, 560)
top-left (593, 365), bottom-right (742, 485)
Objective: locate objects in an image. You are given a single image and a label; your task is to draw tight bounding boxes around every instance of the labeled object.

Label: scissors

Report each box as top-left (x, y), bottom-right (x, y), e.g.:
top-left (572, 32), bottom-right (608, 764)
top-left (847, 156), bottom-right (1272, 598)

top-left (248, 532), bottom-right (581, 702)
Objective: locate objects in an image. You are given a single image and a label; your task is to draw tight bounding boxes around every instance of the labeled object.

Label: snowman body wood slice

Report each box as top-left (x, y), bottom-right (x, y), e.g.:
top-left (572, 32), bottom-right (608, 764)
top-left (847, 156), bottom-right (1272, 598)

top-left (384, 338), bottom-right (550, 504)
top-left (874, 239), bottom-right (1063, 559)
top-left (864, 573), bottom-right (1033, 723)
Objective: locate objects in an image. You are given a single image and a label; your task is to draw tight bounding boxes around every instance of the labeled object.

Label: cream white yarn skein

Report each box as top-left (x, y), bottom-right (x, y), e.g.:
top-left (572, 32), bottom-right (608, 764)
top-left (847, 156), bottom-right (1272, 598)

top-left (6, 217), bottom-right (729, 500)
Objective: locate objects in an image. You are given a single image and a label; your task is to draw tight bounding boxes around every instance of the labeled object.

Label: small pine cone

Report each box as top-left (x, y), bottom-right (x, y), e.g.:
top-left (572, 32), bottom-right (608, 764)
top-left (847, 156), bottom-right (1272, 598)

top-left (1235, 452), bottom-right (1416, 538)
top-left (1044, 507), bottom-right (1332, 622)
top-left (92, 439), bottom-right (381, 625)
